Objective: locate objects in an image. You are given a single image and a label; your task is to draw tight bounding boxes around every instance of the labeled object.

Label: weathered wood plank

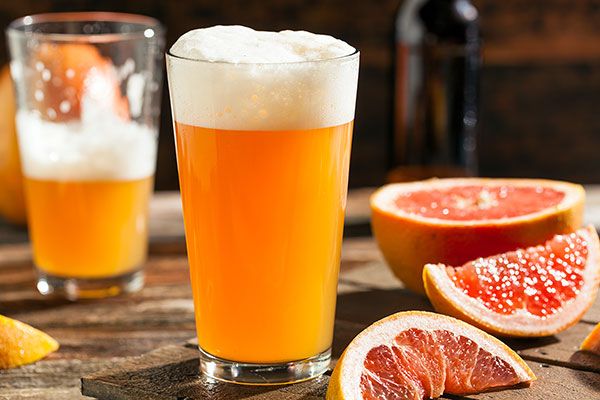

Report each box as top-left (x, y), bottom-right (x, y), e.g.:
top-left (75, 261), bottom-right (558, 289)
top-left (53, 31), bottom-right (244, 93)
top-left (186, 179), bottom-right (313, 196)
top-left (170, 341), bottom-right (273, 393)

top-left (0, 358), bottom-right (122, 400)
top-left (0, 388), bottom-right (84, 400)
top-left (81, 341), bottom-right (600, 400)
top-left (506, 322), bottom-right (600, 373)
top-left (451, 361), bottom-right (600, 400)
top-left (82, 344), bottom-right (328, 400)
top-left (583, 294), bottom-right (600, 323)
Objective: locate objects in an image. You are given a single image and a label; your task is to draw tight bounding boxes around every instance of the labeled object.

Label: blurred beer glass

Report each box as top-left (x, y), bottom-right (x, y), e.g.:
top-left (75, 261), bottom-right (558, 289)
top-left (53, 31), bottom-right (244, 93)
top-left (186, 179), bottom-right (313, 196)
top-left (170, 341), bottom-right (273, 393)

top-left (167, 26), bottom-right (359, 384)
top-left (7, 13), bottom-right (165, 300)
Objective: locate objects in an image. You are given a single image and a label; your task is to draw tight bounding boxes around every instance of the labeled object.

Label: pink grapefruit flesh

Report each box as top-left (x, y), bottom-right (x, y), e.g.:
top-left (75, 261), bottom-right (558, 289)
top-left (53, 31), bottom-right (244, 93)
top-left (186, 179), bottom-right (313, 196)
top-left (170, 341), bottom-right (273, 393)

top-left (424, 226), bottom-right (600, 337)
top-left (393, 185), bottom-right (565, 221)
top-left (327, 311), bottom-right (535, 400)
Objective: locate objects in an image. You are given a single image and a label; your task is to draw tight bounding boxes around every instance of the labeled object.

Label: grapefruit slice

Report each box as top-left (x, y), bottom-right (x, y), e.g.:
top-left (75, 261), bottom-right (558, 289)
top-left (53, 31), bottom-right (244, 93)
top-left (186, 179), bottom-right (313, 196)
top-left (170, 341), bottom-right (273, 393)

top-left (424, 226), bottom-right (600, 337)
top-left (0, 314), bottom-right (59, 369)
top-left (370, 178), bottom-right (584, 294)
top-left (580, 322), bottom-right (600, 355)
top-left (327, 311), bottom-right (535, 400)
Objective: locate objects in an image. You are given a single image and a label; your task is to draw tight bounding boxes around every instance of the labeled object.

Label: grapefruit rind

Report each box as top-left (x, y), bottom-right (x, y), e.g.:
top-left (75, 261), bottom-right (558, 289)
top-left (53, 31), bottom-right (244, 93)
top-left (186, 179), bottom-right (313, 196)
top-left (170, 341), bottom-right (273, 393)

top-left (580, 322), bottom-right (600, 355)
top-left (327, 311), bottom-right (535, 400)
top-left (423, 226), bottom-right (600, 337)
top-left (370, 178), bottom-right (585, 294)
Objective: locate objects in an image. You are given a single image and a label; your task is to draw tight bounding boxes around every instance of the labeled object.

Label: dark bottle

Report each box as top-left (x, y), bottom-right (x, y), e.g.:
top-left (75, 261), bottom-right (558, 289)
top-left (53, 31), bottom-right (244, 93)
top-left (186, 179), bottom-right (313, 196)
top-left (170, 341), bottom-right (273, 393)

top-left (390, 0), bottom-right (480, 182)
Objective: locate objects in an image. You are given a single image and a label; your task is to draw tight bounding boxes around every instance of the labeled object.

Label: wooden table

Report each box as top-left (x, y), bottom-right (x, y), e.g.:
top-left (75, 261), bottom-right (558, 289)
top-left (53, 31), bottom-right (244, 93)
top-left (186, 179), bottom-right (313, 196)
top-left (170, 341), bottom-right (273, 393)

top-left (0, 190), bottom-right (599, 399)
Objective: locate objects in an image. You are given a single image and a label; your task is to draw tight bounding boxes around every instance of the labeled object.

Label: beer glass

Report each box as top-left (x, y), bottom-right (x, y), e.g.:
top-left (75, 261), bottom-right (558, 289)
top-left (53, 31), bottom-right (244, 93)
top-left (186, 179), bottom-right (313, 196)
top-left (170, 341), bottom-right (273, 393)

top-left (167, 28), bottom-right (359, 384)
top-left (7, 13), bottom-right (165, 300)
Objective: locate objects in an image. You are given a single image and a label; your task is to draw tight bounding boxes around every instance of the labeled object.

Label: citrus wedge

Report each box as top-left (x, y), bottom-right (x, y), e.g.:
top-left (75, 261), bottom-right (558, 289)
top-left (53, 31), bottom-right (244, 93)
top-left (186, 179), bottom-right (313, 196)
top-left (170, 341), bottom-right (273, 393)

top-left (371, 178), bottom-right (584, 294)
top-left (424, 226), bottom-right (600, 337)
top-left (580, 322), bottom-right (600, 355)
top-left (327, 311), bottom-right (535, 399)
top-left (0, 314), bottom-right (59, 369)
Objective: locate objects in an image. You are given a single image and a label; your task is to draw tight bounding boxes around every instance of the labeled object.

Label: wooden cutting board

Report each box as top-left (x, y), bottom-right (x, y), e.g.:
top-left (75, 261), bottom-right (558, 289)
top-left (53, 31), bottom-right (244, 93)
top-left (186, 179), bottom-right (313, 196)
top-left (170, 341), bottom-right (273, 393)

top-left (80, 262), bottom-right (600, 400)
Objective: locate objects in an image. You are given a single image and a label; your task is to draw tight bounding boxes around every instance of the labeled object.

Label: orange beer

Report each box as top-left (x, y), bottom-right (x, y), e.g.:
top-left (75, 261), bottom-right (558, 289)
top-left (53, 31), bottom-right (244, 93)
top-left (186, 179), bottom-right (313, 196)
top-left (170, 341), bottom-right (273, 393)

top-left (167, 26), bottom-right (359, 383)
top-left (175, 122), bottom-right (352, 362)
top-left (15, 106), bottom-right (158, 298)
top-left (25, 177), bottom-right (153, 279)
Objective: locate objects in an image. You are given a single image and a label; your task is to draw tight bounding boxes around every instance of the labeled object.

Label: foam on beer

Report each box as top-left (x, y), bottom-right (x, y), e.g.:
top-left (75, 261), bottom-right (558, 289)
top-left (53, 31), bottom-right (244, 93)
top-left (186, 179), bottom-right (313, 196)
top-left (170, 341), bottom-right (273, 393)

top-left (17, 109), bottom-right (157, 181)
top-left (168, 25), bottom-right (359, 131)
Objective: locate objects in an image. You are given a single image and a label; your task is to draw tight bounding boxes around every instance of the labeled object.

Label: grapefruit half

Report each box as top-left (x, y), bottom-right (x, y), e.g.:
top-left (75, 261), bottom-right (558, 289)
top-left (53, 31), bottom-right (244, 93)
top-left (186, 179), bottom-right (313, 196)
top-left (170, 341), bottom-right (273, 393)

top-left (424, 226), bottom-right (600, 337)
top-left (327, 311), bottom-right (535, 399)
top-left (370, 178), bottom-right (585, 294)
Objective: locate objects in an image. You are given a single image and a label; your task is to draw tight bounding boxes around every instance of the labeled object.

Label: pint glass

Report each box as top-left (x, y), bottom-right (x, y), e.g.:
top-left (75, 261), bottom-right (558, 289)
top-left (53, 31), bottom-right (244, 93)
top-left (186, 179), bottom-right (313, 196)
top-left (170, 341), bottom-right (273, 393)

top-left (167, 27), bottom-right (359, 383)
top-left (7, 13), bottom-right (165, 299)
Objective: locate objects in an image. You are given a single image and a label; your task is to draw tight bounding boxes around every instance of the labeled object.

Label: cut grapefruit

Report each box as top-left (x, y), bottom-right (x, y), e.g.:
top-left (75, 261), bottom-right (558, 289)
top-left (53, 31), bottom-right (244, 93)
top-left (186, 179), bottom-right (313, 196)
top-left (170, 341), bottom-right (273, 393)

top-left (580, 322), bottom-right (600, 355)
top-left (327, 311), bottom-right (535, 400)
top-left (0, 314), bottom-right (59, 369)
top-left (370, 178), bottom-right (584, 294)
top-left (424, 226), bottom-right (600, 337)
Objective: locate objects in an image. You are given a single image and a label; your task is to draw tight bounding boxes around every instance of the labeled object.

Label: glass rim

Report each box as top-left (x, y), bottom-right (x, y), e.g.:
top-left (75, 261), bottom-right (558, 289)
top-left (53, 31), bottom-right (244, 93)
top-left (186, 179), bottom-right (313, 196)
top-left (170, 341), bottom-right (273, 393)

top-left (166, 48), bottom-right (359, 66)
top-left (6, 12), bottom-right (164, 43)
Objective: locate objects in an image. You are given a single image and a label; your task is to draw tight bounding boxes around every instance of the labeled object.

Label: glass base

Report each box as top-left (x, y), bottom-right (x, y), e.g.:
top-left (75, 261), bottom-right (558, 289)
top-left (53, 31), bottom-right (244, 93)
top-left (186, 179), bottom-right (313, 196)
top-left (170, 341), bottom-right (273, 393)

top-left (199, 347), bottom-right (331, 385)
top-left (36, 269), bottom-right (144, 300)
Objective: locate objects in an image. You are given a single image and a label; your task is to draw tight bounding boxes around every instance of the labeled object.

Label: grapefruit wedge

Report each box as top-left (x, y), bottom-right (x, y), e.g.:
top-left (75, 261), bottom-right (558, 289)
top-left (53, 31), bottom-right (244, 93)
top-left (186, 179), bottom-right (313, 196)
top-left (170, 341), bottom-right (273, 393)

top-left (327, 311), bottom-right (535, 400)
top-left (580, 322), bottom-right (600, 355)
top-left (424, 226), bottom-right (600, 337)
top-left (371, 178), bottom-right (585, 294)
top-left (0, 314), bottom-right (59, 369)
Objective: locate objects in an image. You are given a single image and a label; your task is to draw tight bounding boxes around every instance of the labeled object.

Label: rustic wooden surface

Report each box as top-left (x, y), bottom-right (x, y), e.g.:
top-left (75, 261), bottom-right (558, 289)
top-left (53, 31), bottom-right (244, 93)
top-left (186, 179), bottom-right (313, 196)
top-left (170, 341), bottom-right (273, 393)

top-left (0, 190), bottom-right (599, 399)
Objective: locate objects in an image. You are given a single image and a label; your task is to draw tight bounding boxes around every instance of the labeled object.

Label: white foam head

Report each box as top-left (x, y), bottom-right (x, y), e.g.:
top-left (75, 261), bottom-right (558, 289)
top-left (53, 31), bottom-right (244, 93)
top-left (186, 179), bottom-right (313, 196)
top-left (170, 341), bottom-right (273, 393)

top-left (167, 25), bottom-right (359, 131)
top-left (17, 111), bottom-right (157, 181)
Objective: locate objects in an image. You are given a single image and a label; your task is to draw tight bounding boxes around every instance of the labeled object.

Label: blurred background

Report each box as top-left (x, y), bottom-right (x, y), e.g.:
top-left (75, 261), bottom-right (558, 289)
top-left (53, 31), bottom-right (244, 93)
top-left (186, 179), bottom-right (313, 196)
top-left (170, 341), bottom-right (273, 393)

top-left (1, 0), bottom-right (599, 191)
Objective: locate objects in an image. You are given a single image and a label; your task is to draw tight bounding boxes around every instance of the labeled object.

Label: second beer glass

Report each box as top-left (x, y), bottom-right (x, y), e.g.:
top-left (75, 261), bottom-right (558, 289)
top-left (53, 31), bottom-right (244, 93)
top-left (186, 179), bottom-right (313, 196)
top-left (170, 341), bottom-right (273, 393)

top-left (167, 26), bottom-right (359, 384)
top-left (7, 13), bottom-right (165, 300)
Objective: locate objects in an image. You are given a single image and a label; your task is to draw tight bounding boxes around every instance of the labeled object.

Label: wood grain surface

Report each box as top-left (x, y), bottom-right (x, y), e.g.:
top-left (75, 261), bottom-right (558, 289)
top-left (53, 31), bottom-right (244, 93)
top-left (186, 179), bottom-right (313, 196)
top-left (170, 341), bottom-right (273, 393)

top-left (0, 191), bottom-right (599, 399)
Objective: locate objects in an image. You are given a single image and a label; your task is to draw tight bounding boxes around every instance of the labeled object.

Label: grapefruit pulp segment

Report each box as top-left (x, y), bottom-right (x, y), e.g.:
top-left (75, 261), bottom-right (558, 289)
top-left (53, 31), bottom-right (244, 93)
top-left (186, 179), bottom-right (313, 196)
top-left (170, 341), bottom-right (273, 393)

top-left (424, 226), bottom-right (600, 337)
top-left (327, 311), bottom-right (535, 400)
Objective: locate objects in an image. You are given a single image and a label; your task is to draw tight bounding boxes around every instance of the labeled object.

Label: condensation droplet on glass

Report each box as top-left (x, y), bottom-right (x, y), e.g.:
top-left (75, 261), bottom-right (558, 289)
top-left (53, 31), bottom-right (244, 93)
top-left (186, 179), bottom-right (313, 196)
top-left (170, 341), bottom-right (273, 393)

top-left (34, 90), bottom-right (44, 102)
top-left (47, 108), bottom-right (57, 120)
top-left (59, 100), bottom-right (71, 114)
top-left (65, 68), bottom-right (75, 79)
top-left (42, 69), bottom-right (51, 82)
top-left (35, 61), bottom-right (45, 72)
top-left (144, 28), bottom-right (155, 38)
